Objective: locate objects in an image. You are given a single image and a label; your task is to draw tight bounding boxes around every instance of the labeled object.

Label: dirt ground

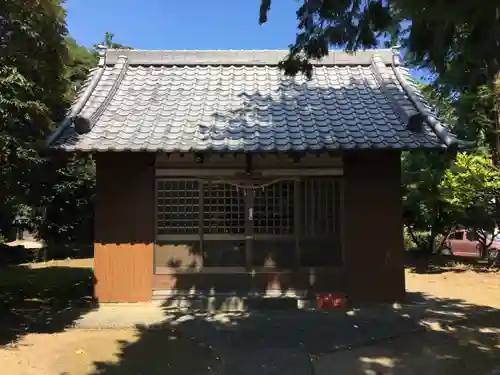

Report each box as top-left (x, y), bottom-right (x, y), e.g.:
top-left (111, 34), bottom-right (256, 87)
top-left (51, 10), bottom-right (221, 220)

top-left (323, 266), bottom-right (500, 375)
top-left (0, 328), bottom-right (221, 375)
top-left (405, 265), bottom-right (500, 308)
top-left (1, 261), bottom-right (500, 375)
top-left (25, 258), bottom-right (94, 269)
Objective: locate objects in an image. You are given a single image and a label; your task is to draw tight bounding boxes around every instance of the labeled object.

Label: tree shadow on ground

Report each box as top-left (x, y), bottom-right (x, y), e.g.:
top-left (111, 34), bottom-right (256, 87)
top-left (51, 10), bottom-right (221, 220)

top-left (405, 252), bottom-right (499, 275)
top-left (90, 291), bottom-right (500, 375)
top-left (0, 264), bottom-right (97, 346)
top-left (73, 67), bottom-right (499, 373)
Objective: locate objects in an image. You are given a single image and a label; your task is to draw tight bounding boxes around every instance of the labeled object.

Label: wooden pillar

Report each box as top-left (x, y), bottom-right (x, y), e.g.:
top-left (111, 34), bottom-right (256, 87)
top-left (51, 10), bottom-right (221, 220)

top-left (342, 150), bottom-right (406, 304)
top-left (94, 152), bottom-right (155, 302)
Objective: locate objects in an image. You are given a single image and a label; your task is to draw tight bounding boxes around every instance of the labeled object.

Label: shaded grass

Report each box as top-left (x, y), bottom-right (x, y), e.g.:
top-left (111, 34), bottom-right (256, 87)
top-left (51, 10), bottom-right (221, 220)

top-left (0, 258), bottom-right (96, 345)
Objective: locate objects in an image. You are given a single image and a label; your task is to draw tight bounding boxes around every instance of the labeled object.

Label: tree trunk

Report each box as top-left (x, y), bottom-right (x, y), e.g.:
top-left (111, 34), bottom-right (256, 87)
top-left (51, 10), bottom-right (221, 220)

top-left (407, 226), bottom-right (423, 249)
top-left (494, 72), bottom-right (500, 244)
top-left (496, 73), bottom-right (500, 167)
top-left (427, 230), bottom-right (437, 255)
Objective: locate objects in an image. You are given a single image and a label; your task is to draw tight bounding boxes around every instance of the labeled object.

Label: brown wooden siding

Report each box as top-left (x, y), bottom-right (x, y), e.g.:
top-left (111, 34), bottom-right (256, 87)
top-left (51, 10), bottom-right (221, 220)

top-left (94, 152), bottom-right (155, 302)
top-left (343, 150), bottom-right (406, 304)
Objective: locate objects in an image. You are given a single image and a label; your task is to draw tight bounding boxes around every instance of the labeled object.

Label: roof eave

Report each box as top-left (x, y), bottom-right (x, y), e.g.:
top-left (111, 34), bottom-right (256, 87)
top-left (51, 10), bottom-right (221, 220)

top-left (45, 49), bottom-right (108, 148)
top-left (51, 143), bottom-right (449, 153)
top-left (390, 58), bottom-right (457, 149)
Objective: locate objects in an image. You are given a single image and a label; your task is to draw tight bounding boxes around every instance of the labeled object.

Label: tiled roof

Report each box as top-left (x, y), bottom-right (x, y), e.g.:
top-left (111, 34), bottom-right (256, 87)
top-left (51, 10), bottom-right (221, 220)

top-left (47, 49), bottom-right (456, 152)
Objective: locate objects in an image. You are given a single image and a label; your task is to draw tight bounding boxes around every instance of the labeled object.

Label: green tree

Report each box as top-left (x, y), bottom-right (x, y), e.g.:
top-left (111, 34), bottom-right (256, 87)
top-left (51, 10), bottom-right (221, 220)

top-left (90, 32), bottom-right (133, 62)
top-left (261, 0), bottom-right (500, 253)
top-left (0, 67), bottom-right (48, 238)
top-left (35, 38), bottom-right (98, 246)
top-left (259, 0), bottom-right (500, 154)
top-left (441, 152), bottom-right (500, 255)
top-left (95, 32), bottom-right (133, 50)
top-left (402, 150), bottom-right (454, 253)
top-left (0, 0), bottom-right (98, 247)
top-left (0, 0), bottom-right (69, 239)
top-left (401, 85), bottom-right (458, 253)
top-left (65, 37), bottom-right (99, 94)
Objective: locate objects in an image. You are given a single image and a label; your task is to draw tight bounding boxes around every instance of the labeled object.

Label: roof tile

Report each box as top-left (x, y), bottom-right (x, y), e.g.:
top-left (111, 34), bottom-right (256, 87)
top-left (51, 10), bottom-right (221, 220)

top-left (49, 49), bottom-right (454, 152)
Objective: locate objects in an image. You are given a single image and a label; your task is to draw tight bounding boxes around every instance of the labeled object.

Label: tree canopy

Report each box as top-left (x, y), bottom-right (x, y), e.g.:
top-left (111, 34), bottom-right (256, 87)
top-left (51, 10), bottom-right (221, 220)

top-left (441, 152), bottom-right (500, 252)
top-left (259, 0), bottom-right (500, 84)
top-left (0, 0), bottom-right (70, 239)
top-left (98, 32), bottom-right (133, 50)
top-left (260, 0), bottom-right (500, 155)
top-left (0, 0), bottom-right (125, 245)
top-left (1, 0), bottom-right (499, 262)
top-left (260, 0), bottom-right (500, 253)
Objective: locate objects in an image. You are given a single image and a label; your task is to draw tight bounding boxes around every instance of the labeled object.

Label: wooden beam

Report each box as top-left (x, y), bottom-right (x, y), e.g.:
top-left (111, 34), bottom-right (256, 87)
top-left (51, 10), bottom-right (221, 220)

top-left (194, 153), bottom-right (204, 164)
top-left (155, 169), bottom-right (241, 176)
top-left (259, 168), bottom-right (343, 176)
top-left (198, 181), bottom-right (204, 268)
top-left (294, 179), bottom-right (301, 268)
top-left (245, 153), bottom-right (252, 174)
top-left (245, 190), bottom-right (254, 271)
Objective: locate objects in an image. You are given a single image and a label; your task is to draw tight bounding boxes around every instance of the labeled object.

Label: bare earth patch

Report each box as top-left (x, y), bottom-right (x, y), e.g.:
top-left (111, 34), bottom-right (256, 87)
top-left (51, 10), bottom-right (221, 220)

top-left (24, 258), bottom-right (94, 270)
top-left (405, 266), bottom-right (500, 308)
top-left (1, 330), bottom-right (136, 375)
top-left (0, 327), bottom-right (220, 375)
top-left (316, 268), bottom-right (500, 375)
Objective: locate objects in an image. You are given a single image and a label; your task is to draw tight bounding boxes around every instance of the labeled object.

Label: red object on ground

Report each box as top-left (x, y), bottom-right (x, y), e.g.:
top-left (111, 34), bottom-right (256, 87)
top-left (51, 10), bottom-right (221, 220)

top-left (316, 293), bottom-right (346, 310)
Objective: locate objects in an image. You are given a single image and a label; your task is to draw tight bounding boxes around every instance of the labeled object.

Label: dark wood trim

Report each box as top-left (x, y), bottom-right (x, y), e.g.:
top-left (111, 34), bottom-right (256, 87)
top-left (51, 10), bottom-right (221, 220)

top-left (245, 153), bottom-right (252, 173)
top-left (198, 180), bottom-right (204, 267)
top-left (294, 179), bottom-right (301, 267)
top-left (154, 266), bottom-right (343, 275)
top-left (153, 173), bottom-right (158, 273)
top-left (244, 189), bottom-right (255, 270)
top-left (152, 268), bottom-right (345, 295)
top-left (338, 178), bottom-right (345, 266)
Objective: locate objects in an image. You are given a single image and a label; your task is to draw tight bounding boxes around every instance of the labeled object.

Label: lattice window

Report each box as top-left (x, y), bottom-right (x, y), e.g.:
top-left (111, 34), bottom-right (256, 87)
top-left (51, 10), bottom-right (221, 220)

top-left (254, 180), bottom-right (295, 235)
top-left (202, 182), bottom-right (245, 234)
top-left (156, 179), bottom-right (200, 235)
top-left (300, 178), bottom-right (337, 237)
top-left (156, 177), bottom-right (339, 238)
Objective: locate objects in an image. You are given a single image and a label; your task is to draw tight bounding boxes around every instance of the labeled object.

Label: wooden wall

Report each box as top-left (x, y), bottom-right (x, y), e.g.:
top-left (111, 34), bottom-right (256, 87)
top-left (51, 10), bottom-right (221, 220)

top-left (93, 150), bottom-right (405, 305)
top-left (152, 269), bottom-right (345, 298)
top-left (342, 150), bottom-right (406, 304)
top-left (94, 152), bottom-right (155, 302)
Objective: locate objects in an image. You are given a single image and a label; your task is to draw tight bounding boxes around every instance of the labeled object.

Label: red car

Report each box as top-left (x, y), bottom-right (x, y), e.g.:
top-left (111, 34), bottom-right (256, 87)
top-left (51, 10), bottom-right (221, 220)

top-left (441, 229), bottom-right (500, 260)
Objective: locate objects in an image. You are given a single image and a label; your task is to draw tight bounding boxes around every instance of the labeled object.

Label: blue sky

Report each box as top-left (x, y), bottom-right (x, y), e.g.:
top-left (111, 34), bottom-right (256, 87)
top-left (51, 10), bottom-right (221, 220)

top-left (65, 0), bottom-right (300, 50)
top-left (65, 0), bottom-right (426, 81)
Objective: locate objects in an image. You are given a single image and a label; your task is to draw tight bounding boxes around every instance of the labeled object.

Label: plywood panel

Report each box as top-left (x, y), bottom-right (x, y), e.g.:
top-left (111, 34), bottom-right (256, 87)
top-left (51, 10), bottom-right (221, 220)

top-left (94, 244), bottom-right (153, 302)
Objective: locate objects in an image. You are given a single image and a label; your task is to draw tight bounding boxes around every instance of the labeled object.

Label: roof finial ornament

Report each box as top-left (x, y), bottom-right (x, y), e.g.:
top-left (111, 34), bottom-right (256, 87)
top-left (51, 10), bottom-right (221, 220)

top-left (96, 44), bottom-right (108, 67)
top-left (391, 45), bottom-right (401, 66)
